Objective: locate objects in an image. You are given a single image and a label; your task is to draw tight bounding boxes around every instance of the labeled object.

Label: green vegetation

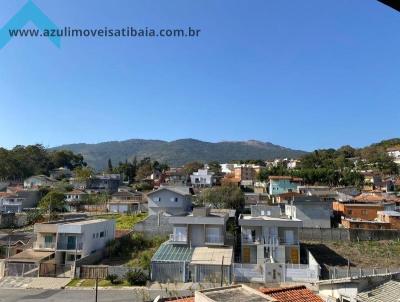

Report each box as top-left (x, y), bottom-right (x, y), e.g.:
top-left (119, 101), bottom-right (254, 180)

top-left (94, 213), bottom-right (146, 230)
top-left (196, 185), bottom-right (245, 210)
top-left (126, 269), bottom-right (147, 286)
top-left (38, 191), bottom-right (67, 213)
top-left (106, 233), bottom-right (166, 269)
top-left (257, 139), bottom-right (400, 186)
top-left (0, 144), bottom-right (85, 180)
top-left (67, 278), bottom-right (130, 287)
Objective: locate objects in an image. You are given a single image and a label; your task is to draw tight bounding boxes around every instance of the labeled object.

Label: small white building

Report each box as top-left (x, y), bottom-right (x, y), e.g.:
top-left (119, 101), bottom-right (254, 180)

top-left (387, 146), bottom-right (400, 165)
top-left (190, 169), bottom-right (216, 187)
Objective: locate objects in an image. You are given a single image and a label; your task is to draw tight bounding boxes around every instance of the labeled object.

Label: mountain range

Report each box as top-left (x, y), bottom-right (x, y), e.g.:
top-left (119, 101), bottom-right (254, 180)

top-left (52, 139), bottom-right (307, 170)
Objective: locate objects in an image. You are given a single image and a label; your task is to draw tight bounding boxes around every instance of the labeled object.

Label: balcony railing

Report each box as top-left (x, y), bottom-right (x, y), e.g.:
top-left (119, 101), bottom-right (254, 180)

top-left (34, 242), bottom-right (56, 250)
top-left (169, 233), bottom-right (188, 243)
top-left (241, 236), bottom-right (298, 246)
top-left (57, 241), bottom-right (83, 251)
top-left (205, 235), bottom-right (224, 244)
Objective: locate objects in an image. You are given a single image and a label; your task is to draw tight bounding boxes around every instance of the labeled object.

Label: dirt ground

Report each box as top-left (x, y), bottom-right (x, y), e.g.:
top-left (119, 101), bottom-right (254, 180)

top-left (302, 240), bottom-right (400, 268)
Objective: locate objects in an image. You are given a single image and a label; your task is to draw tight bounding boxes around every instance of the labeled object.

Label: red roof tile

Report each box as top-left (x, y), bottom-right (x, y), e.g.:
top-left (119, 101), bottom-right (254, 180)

top-left (259, 285), bottom-right (323, 302)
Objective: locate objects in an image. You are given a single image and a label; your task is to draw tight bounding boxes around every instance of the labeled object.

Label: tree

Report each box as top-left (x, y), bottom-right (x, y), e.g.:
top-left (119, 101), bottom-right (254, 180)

top-left (38, 191), bottom-right (66, 213)
top-left (74, 166), bottom-right (94, 180)
top-left (208, 161), bottom-right (221, 174)
top-left (183, 161), bottom-right (204, 175)
top-left (196, 185), bottom-right (245, 210)
top-left (107, 158), bottom-right (113, 173)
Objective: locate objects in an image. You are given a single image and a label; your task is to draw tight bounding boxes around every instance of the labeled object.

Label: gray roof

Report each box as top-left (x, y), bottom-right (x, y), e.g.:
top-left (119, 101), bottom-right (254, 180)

top-left (0, 232), bottom-right (33, 246)
top-left (147, 186), bottom-right (193, 197)
top-left (152, 242), bottom-right (194, 262)
top-left (357, 280), bottom-right (400, 302)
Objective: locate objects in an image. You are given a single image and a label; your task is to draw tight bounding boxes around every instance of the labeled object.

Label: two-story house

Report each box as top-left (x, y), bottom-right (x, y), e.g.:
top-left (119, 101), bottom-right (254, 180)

top-left (147, 186), bottom-right (193, 216)
top-left (107, 190), bottom-right (146, 214)
top-left (65, 190), bottom-right (89, 211)
top-left (32, 218), bottom-right (115, 265)
top-left (151, 207), bottom-right (233, 283)
top-left (239, 205), bottom-right (302, 265)
top-left (0, 193), bottom-right (26, 213)
top-left (190, 169), bottom-right (216, 187)
top-left (269, 176), bottom-right (303, 195)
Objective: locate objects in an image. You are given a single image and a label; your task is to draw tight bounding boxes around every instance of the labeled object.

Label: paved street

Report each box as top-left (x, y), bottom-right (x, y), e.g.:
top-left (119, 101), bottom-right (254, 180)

top-left (0, 288), bottom-right (193, 302)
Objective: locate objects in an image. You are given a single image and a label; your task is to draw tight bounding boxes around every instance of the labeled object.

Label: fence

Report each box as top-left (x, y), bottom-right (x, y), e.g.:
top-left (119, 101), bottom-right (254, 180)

top-left (39, 263), bottom-right (72, 278)
top-left (285, 264), bottom-right (319, 282)
top-left (191, 264), bottom-right (231, 284)
top-left (326, 267), bottom-right (400, 280)
top-left (299, 228), bottom-right (400, 242)
top-left (5, 263), bottom-right (39, 277)
top-left (5, 262), bottom-right (72, 278)
top-left (233, 263), bottom-right (264, 283)
top-left (233, 263), bottom-right (319, 283)
top-left (79, 265), bottom-right (135, 279)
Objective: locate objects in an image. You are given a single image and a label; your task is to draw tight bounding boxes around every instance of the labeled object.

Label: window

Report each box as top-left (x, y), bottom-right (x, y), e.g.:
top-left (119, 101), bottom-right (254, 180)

top-left (100, 231), bottom-right (105, 238)
top-left (348, 210), bottom-right (353, 215)
top-left (361, 210), bottom-right (368, 215)
top-left (93, 234), bottom-right (95, 239)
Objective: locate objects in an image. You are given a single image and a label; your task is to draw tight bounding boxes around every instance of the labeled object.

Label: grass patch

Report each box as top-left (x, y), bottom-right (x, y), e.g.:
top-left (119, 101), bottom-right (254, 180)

top-left (67, 279), bottom-right (130, 287)
top-left (93, 213), bottom-right (147, 230)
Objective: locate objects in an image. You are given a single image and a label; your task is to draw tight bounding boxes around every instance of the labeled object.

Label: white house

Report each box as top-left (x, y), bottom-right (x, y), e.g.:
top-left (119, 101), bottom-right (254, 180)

top-left (33, 218), bottom-right (115, 265)
top-left (387, 146), bottom-right (400, 165)
top-left (190, 169), bottom-right (216, 187)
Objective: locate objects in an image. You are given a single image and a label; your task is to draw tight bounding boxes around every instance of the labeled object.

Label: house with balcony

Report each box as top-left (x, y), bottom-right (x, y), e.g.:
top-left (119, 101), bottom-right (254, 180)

top-left (151, 207), bottom-right (233, 283)
top-left (168, 207), bottom-right (229, 246)
top-left (65, 190), bottom-right (89, 212)
top-left (190, 169), bottom-right (217, 187)
top-left (107, 190), bottom-right (146, 214)
top-left (0, 193), bottom-right (26, 213)
top-left (239, 205), bottom-right (302, 265)
top-left (32, 218), bottom-right (115, 265)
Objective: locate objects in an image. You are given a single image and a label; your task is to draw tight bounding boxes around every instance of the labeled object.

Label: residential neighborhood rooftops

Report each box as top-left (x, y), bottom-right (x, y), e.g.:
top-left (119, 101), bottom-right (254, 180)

top-left (377, 210), bottom-right (400, 216)
top-left (0, 232), bottom-right (33, 246)
top-left (197, 285), bottom-right (275, 302)
top-left (259, 285), bottom-right (324, 302)
top-left (356, 279), bottom-right (400, 302)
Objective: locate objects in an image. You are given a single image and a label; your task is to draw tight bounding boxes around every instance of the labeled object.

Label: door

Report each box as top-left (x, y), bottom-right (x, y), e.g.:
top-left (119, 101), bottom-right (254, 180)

top-left (67, 236), bottom-right (76, 250)
top-left (242, 247), bottom-right (250, 263)
top-left (290, 247), bottom-right (299, 264)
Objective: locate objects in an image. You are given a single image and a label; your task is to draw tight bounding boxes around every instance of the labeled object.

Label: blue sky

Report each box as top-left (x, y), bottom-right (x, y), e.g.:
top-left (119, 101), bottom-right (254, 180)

top-left (0, 0), bottom-right (399, 151)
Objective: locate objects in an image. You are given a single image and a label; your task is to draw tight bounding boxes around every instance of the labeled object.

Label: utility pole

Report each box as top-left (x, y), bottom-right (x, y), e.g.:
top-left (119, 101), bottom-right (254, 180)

top-left (94, 277), bottom-right (98, 302)
top-left (220, 256), bottom-right (224, 287)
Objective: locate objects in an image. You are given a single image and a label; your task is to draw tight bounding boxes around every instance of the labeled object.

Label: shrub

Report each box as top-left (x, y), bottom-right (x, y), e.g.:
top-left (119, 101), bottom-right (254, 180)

top-left (106, 274), bottom-right (120, 284)
top-left (126, 269), bottom-right (147, 286)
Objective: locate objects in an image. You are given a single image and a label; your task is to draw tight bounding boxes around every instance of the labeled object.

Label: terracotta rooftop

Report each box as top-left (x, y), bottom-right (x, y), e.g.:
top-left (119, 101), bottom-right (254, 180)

top-left (167, 286), bottom-right (323, 302)
top-left (259, 285), bottom-right (324, 302)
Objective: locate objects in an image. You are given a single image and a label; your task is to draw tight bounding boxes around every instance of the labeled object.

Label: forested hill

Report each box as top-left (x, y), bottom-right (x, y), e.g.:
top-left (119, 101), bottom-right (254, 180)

top-left (51, 139), bottom-right (307, 170)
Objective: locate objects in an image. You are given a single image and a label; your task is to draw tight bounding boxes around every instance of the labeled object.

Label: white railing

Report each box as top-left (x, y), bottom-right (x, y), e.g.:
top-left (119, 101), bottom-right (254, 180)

top-left (205, 235), bottom-right (224, 244)
top-left (169, 233), bottom-right (187, 243)
top-left (34, 242), bottom-right (56, 250)
top-left (242, 236), bottom-right (298, 245)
